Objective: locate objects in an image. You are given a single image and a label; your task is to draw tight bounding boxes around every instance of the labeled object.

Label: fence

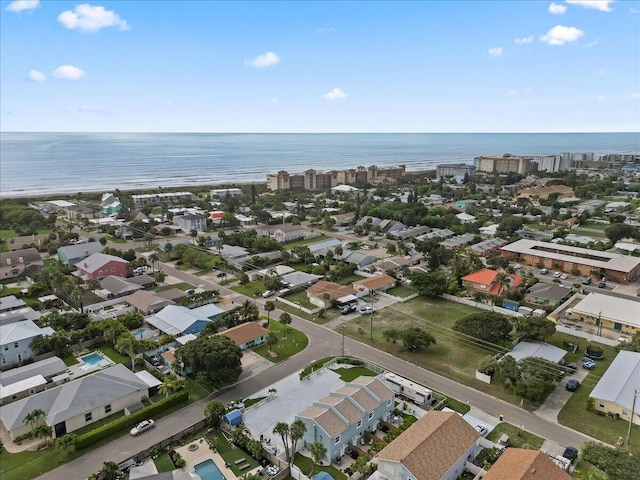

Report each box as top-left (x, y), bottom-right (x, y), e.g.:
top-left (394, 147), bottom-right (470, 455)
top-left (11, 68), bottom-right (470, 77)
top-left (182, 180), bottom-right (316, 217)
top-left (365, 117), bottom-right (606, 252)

top-left (441, 294), bottom-right (523, 318)
top-left (376, 291), bottom-right (419, 303)
top-left (555, 325), bottom-right (620, 347)
top-left (276, 296), bottom-right (322, 315)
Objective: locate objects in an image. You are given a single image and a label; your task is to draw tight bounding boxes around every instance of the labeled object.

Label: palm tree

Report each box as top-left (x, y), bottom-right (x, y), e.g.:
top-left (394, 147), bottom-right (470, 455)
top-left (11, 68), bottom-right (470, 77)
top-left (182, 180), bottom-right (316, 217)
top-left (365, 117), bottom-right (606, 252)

top-left (264, 301), bottom-right (276, 327)
top-left (266, 332), bottom-right (278, 355)
top-left (190, 229), bottom-right (198, 245)
top-left (280, 312), bottom-right (292, 339)
top-left (273, 422), bottom-right (291, 462)
top-left (34, 424), bottom-right (53, 445)
top-left (56, 433), bottom-right (78, 452)
top-left (308, 441), bottom-right (327, 477)
top-left (321, 292), bottom-right (331, 309)
top-left (87, 279), bottom-right (100, 292)
top-left (149, 253), bottom-right (159, 273)
top-left (495, 272), bottom-right (511, 295)
top-left (240, 300), bottom-right (258, 322)
top-left (98, 461), bottom-right (119, 480)
top-left (116, 334), bottom-right (139, 371)
top-left (289, 419), bottom-right (307, 464)
top-left (159, 374), bottom-right (184, 397)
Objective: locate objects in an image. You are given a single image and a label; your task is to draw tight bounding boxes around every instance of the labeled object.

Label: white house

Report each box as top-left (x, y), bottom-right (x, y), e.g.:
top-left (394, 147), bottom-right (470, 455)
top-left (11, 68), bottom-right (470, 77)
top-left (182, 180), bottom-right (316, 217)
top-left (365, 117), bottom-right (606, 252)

top-left (0, 320), bottom-right (54, 367)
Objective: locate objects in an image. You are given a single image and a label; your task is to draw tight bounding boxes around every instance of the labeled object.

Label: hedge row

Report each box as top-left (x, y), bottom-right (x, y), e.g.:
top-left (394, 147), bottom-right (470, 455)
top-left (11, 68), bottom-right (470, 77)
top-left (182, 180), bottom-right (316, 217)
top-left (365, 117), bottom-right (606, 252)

top-left (75, 390), bottom-right (189, 450)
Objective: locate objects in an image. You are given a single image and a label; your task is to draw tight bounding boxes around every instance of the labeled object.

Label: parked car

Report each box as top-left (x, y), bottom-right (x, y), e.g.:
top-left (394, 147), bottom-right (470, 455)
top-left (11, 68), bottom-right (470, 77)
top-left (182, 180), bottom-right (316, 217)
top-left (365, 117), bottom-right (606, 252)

top-left (186, 289), bottom-right (195, 295)
top-left (411, 259), bottom-right (421, 265)
top-left (514, 263), bottom-right (522, 270)
top-left (560, 273), bottom-right (569, 280)
top-left (563, 446), bottom-right (579, 463)
top-left (582, 277), bottom-right (592, 285)
top-left (262, 290), bottom-right (275, 298)
top-left (598, 281), bottom-right (606, 288)
top-left (564, 363), bottom-right (577, 374)
top-left (158, 365), bottom-right (171, 375)
top-left (474, 425), bottom-right (488, 436)
top-left (553, 271), bottom-right (562, 278)
top-left (583, 360), bottom-right (596, 369)
top-left (497, 433), bottom-right (510, 448)
top-left (130, 419), bottom-right (155, 436)
top-left (540, 268), bottom-right (549, 274)
top-left (566, 379), bottom-right (580, 392)
top-left (341, 304), bottom-right (357, 315)
top-left (359, 305), bottom-right (374, 315)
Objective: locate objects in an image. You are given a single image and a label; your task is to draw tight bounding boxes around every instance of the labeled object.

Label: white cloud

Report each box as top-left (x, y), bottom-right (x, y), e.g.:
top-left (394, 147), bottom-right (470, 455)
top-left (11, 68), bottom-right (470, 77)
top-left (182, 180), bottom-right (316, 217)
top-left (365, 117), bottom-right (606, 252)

top-left (549, 3), bottom-right (567, 14)
top-left (6, 0), bottom-right (39, 13)
top-left (323, 87), bottom-right (347, 101)
top-left (245, 52), bottom-right (280, 69)
top-left (540, 25), bottom-right (584, 45)
top-left (78, 105), bottom-right (110, 115)
top-left (53, 65), bottom-right (86, 79)
top-left (488, 47), bottom-right (503, 57)
top-left (597, 95), bottom-right (605, 101)
top-left (269, 97), bottom-right (278, 104)
top-left (317, 27), bottom-right (335, 33)
top-left (631, 8), bottom-right (638, 13)
top-left (515, 35), bottom-right (534, 44)
top-left (566, 0), bottom-right (614, 12)
top-left (58, 4), bottom-right (129, 32)
top-left (632, 92), bottom-right (640, 98)
top-left (28, 70), bottom-right (46, 82)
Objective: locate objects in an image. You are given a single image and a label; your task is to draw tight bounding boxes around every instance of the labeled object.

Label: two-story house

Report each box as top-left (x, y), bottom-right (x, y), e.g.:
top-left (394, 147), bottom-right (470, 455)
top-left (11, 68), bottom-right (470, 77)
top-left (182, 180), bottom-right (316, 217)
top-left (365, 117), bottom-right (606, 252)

top-left (0, 248), bottom-right (43, 281)
top-left (0, 320), bottom-right (55, 366)
top-left (75, 253), bottom-right (129, 281)
top-left (57, 242), bottom-right (103, 266)
top-left (296, 376), bottom-right (394, 464)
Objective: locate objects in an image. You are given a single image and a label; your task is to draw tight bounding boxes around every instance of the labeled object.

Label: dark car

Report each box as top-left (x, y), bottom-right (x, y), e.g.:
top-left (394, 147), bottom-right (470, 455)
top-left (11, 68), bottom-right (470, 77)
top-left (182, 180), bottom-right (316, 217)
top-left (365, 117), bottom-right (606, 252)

top-left (566, 379), bottom-right (580, 391)
top-left (341, 304), bottom-right (357, 315)
top-left (598, 281), bottom-right (606, 288)
top-left (564, 363), bottom-right (577, 374)
top-left (563, 446), bottom-right (579, 463)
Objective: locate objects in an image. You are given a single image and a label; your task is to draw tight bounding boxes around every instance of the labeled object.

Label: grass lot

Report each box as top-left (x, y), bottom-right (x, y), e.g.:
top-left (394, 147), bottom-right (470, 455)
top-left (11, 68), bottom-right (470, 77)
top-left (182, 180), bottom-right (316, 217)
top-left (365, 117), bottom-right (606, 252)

top-left (185, 377), bottom-right (215, 400)
top-left (0, 446), bottom-right (83, 480)
top-left (96, 344), bottom-right (129, 364)
top-left (153, 453), bottom-right (175, 472)
top-left (334, 274), bottom-right (364, 286)
top-left (385, 285), bottom-right (416, 298)
top-left (333, 366), bottom-right (376, 381)
top-left (279, 290), bottom-right (317, 309)
top-left (253, 319), bottom-right (309, 362)
top-left (0, 228), bottom-right (54, 241)
top-left (244, 396), bottom-right (266, 408)
top-left (294, 452), bottom-right (346, 479)
top-left (207, 430), bottom-right (260, 477)
top-left (0, 286), bottom-right (23, 297)
top-left (231, 280), bottom-right (267, 298)
top-left (62, 353), bottom-right (79, 366)
top-left (340, 297), bottom-right (535, 407)
top-left (154, 282), bottom-right (193, 292)
top-left (557, 342), bottom-right (640, 457)
top-left (486, 423), bottom-right (544, 450)
top-left (284, 235), bottom-right (332, 249)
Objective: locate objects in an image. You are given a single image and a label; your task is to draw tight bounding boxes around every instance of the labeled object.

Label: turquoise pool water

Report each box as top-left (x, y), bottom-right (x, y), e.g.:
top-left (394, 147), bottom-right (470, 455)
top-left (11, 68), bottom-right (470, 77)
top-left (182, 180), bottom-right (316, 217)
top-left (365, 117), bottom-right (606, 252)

top-left (79, 352), bottom-right (107, 368)
top-left (192, 459), bottom-right (226, 480)
top-left (132, 328), bottom-right (148, 338)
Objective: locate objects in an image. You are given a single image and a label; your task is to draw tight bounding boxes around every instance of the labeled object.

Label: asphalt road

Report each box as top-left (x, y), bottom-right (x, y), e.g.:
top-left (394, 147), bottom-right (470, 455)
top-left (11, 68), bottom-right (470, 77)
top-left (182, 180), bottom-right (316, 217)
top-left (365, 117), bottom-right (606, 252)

top-left (36, 261), bottom-right (595, 480)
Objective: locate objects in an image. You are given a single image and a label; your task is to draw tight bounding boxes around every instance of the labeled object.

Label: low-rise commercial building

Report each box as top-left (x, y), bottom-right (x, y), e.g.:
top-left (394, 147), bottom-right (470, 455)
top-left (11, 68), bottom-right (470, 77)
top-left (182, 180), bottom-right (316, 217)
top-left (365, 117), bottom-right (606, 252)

top-left (569, 293), bottom-right (640, 335)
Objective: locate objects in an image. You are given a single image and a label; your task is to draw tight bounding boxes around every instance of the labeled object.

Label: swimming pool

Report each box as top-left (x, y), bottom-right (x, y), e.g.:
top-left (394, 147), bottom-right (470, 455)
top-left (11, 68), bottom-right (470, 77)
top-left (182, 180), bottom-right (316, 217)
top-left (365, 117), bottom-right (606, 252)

top-left (79, 352), bottom-right (109, 368)
top-left (132, 328), bottom-right (147, 339)
top-left (192, 459), bottom-right (226, 480)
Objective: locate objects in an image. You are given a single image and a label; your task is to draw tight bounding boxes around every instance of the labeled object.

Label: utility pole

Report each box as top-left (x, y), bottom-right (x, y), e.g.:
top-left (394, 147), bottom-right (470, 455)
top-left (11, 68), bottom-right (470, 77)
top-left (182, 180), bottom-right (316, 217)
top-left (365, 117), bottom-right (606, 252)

top-left (342, 325), bottom-right (345, 357)
top-left (626, 388), bottom-right (639, 446)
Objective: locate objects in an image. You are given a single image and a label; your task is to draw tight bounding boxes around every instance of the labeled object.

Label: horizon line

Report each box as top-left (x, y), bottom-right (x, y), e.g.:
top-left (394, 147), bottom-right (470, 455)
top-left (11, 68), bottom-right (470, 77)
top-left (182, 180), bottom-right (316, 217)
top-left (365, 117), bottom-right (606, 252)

top-left (2, 131), bottom-right (639, 134)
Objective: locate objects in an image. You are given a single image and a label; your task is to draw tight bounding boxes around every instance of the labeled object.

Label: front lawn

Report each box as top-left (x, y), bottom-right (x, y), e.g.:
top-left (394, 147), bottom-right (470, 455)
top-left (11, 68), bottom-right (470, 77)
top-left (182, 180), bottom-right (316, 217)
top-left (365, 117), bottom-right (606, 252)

top-left (231, 280), bottom-right (267, 298)
top-left (284, 235), bottom-right (332, 249)
top-left (0, 446), bottom-right (82, 480)
top-left (153, 282), bottom-right (194, 292)
top-left (385, 285), bottom-right (416, 298)
top-left (294, 453), bottom-right (346, 479)
top-left (333, 366), bottom-right (376, 382)
top-left (207, 430), bottom-right (260, 477)
top-left (486, 422), bottom-right (544, 450)
top-left (153, 453), bottom-right (175, 472)
top-left (253, 319), bottom-right (309, 362)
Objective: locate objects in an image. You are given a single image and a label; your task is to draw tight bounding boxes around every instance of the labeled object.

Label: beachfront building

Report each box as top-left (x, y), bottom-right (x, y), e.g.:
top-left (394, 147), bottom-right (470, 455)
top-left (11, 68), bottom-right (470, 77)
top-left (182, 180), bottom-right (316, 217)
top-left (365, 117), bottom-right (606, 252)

top-left (132, 192), bottom-right (192, 206)
top-left (179, 214), bottom-right (207, 232)
top-left (436, 163), bottom-right (476, 178)
top-left (296, 376), bottom-right (394, 464)
top-left (0, 248), bottom-right (43, 281)
top-left (568, 293), bottom-right (640, 335)
top-left (589, 351), bottom-right (640, 425)
top-left (474, 155), bottom-right (532, 175)
top-left (500, 239), bottom-right (640, 284)
top-left (517, 185), bottom-right (575, 201)
top-left (100, 192), bottom-right (122, 216)
top-left (267, 165), bottom-right (406, 192)
top-left (210, 188), bottom-right (243, 197)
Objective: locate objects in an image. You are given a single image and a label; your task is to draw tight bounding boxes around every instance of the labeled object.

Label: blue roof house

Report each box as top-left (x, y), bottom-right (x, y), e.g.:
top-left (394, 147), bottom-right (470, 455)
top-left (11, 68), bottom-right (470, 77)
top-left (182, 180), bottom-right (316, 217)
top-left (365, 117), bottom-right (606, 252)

top-left (145, 304), bottom-right (223, 337)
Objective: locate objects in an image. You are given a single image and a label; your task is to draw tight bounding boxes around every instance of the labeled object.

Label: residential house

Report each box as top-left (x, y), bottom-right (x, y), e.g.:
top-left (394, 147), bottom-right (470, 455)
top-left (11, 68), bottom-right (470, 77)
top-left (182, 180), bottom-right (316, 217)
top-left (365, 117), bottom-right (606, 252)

top-left (454, 200), bottom-right (477, 209)
top-left (0, 320), bottom-right (54, 367)
top-left (352, 275), bottom-right (397, 295)
top-left (0, 364), bottom-right (151, 440)
top-left (461, 269), bottom-right (522, 297)
top-left (0, 248), bottom-right (43, 281)
top-left (247, 265), bottom-right (295, 282)
top-left (331, 185), bottom-right (359, 197)
top-left (508, 341), bottom-right (567, 364)
top-left (179, 214), bottom-right (207, 232)
top-left (455, 213), bottom-right (476, 224)
top-left (0, 304), bottom-right (41, 327)
top-left (341, 251), bottom-right (377, 269)
top-left (517, 185), bottom-right (575, 201)
top-left (75, 253), bottom-right (129, 281)
top-left (589, 351), bottom-right (640, 425)
top-left (4, 234), bottom-right (50, 252)
top-left (217, 322), bottom-right (270, 350)
top-left (296, 376), bottom-right (394, 464)
top-left (374, 411), bottom-right (481, 480)
top-left (125, 290), bottom-right (176, 315)
top-left (0, 296), bottom-right (26, 314)
top-left (418, 229), bottom-right (455, 241)
top-left (390, 225), bottom-right (431, 240)
top-left (307, 238), bottom-right (343, 257)
top-left (307, 281), bottom-right (358, 308)
top-left (256, 224), bottom-right (307, 244)
top-left (98, 276), bottom-right (144, 299)
top-left (146, 304), bottom-right (224, 337)
top-left (364, 257), bottom-right (412, 275)
top-left (379, 220), bottom-right (406, 234)
top-left (440, 234), bottom-right (476, 250)
top-left (57, 242), bottom-right (103, 266)
top-left (0, 356), bottom-right (68, 405)
top-left (501, 239), bottom-right (640, 284)
top-left (569, 293), bottom-right (640, 335)
top-left (331, 213), bottom-right (356, 226)
top-left (468, 238), bottom-right (508, 257)
top-left (100, 192), bottom-right (122, 216)
top-left (483, 448), bottom-right (572, 480)
top-left (281, 272), bottom-right (323, 290)
top-left (527, 283), bottom-right (572, 307)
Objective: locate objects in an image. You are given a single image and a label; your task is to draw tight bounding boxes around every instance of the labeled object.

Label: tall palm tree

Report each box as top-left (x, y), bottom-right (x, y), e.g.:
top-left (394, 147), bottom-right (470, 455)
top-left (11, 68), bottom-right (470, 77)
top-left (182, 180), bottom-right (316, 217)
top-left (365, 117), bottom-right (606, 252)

top-left (265, 301), bottom-right (276, 327)
top-left (273, 422), bottom-right (291, 462)
top-left (116, 334), bottom-right (139, 371)
top-left (266, 332), bottom-right (278, 355)
top-left (240, 300), bottom-right (258, 322)
top-left (280, 312), bottom-right (292, 339)
top-left (321, 292), bottom-right (331, 309)
top-left (308, 441), bottom-right (327, 477)
top-left (289, 419), bottom-right (307, 464)
top-left (495, 272), bottom-right (511, 295)
top-left (149, 253), bottom-right (158, 273)
top-left (159, 374), bottom-right (184, 398)
top-left (98, 461), bottom-right (119, 480)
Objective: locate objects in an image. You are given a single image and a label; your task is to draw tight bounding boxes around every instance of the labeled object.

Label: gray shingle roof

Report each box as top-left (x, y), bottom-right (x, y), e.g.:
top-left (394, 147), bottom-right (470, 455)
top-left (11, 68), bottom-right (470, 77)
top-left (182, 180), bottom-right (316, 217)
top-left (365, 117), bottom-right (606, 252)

top-left (77, 253), bottom-right (128, 273)
top-left (0, 356), bottom-right (67, 386)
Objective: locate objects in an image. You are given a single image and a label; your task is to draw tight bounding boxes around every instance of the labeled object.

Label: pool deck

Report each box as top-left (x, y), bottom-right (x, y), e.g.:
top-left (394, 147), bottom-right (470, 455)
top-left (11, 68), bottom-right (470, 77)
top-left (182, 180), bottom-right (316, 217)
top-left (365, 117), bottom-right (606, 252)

top-left (175, 438), bottom-right (261, 480)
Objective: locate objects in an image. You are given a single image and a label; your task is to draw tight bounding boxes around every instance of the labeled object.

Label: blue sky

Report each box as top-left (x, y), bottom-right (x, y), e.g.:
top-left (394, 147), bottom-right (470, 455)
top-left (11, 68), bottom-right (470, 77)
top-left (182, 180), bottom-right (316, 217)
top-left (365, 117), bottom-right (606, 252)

top-left (2, 0), bottom-right (639, 132)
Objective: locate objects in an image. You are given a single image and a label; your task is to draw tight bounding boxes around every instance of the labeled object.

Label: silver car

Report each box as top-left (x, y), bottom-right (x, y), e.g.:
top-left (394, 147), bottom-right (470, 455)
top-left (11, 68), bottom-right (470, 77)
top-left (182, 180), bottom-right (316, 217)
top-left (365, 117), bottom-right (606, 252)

top-left (130, 419), bottom-right (155, 436)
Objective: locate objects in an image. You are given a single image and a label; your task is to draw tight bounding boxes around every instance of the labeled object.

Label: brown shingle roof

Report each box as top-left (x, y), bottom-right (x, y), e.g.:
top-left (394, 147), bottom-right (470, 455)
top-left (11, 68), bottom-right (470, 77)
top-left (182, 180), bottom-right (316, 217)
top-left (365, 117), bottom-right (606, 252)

top-left (307, 280), bottom-right (357, 300)
top-left (376, 411), bottom-right (480, 480)
top-left (335, 386), bottom-right (378, 413)
top-left (353, 275), bottom-right (396, 291)
top-left (319, 395), bottom-right (364, 425)
top-left (483, 448), bottom-right (572, 480)
top-left (217, 322), bottom-right (269, 346)
top-left (352, 376), bottom-right (394, 402)
top-left (298, 406), bottom-right (348, 437)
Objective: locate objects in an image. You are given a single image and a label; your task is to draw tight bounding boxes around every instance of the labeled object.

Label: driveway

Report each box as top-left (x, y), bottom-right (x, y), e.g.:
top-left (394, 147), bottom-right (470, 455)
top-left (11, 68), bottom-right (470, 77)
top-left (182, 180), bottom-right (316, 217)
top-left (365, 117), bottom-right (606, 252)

top-left (534, 368), bottom-right (589, 422)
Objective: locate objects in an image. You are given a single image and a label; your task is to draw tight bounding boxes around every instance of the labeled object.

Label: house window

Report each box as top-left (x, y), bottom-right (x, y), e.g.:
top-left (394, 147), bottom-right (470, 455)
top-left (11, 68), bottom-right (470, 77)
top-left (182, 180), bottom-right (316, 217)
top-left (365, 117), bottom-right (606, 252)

top-left (368, 412), bottom-right (373, 419)
top-left (387, 399), bottom-right (392, 406)
top-left (99, 270), bottom-right (104, 275)
top-left (357, 420), bottom-right (362, 428)
top-left (85, 413), bottom-right (92, 422)
top-left (335, 436), bottom-right (340, 444)
top-left (5, 346), bottom-right (9, 351)
top-left (105, 404), bottom-right (112, 414)
top-left (600, 403), bottom-right (605, 408)
top-left (111, 267), bottom-right (115, 272)
top-left (14, 343), bottom-right (18, 348)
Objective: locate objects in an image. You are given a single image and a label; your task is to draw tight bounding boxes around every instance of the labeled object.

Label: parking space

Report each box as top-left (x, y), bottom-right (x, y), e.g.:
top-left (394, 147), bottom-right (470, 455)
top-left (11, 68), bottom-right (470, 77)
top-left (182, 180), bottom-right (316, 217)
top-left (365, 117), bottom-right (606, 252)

top-left (534, 368), bottom-right (589, 423)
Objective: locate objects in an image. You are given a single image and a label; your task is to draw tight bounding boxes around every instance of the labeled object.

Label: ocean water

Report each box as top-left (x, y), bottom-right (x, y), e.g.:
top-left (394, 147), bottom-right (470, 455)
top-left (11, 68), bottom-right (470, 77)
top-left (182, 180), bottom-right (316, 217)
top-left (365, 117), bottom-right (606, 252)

top-left (1, 132), bottom-right (638, 197)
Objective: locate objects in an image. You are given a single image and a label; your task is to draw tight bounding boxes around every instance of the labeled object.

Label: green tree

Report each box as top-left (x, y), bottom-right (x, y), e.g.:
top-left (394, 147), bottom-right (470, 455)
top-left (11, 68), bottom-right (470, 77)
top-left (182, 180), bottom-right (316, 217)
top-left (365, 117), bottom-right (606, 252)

top-left (273, 422), bottom-right (291, 462)
top-left (159, 374), bottom-right (184, 397)
top-left (204, 400), bottom-right (226, 428)
top-left (308, 441), bottom-right (328, 476)
top-left (410, 270), bottom-right (448, 297)
top-left (55, 433), bottom-right (78, 452)
top-left (494, 272), bottom-right (512, 295)
top-left (264, 301), bottom-right (276, 327)
top-left (175, 335), bottom-right (242, 386)
top-left (23, 408), bottom-right (45, 436)
top-left (289, 419), bottom-right (307, 464)
top-left (453, 312), bottom-right (513, 344)
top-left (266, 331), bottom-right (278, 355)
top-left (514, 316), bottom-right (556, 341)
top-left (399, 327), bottom-right (436, 352)
top-left (382, 328), bottom-right (402, 343)
top-left (98, 461), bottom-right (119, 480)
top-left (280, 312), bottom-right (292, 338)
top-left (605, 223), bottom-right (640, 244)
top-left (115, 333), bottom-right (140, 371)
